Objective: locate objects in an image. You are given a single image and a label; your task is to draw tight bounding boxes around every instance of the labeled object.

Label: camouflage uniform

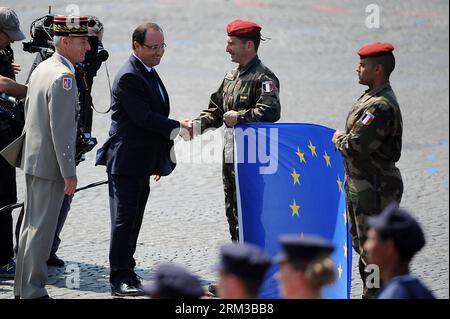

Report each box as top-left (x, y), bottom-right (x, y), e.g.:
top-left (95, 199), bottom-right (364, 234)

top-left (335, 82), bottom-right (403, 296)
top-left (194, 55), bottom-right (281, 241)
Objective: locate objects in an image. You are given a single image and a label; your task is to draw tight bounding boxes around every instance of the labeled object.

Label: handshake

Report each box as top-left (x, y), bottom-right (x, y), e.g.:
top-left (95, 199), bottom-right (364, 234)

top-left (178, 111), bottom-right (239, 141)
top-left (179, 119), bottom-right (194, 141)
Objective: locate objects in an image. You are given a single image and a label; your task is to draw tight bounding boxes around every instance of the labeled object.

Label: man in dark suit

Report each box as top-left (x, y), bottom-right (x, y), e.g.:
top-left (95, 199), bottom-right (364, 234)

top-left (98, 22), bottom-right (191, 297)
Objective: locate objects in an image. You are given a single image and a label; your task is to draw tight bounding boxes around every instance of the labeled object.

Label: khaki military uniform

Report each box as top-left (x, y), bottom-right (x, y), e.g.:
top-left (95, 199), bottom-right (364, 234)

top-left (1, 53), bottom-right (79, 298)
top-left (335, 82), bottom-right (403, 296)
top-left (195, 55), bottom-right (281, 241)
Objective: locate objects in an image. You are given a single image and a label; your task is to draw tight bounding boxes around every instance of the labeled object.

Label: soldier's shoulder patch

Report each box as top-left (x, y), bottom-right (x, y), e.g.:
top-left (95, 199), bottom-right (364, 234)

top-left (361, 112), bottom-right (375, 125)
top-left (62, 77), bottom-right (73, 91)
top-left (262, 80), bottom-right (274, 93)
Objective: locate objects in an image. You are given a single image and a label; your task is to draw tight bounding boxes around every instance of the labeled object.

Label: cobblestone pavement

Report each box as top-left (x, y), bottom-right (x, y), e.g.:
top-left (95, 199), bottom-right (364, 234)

top-left (1, 0), bottom-right (448, 299)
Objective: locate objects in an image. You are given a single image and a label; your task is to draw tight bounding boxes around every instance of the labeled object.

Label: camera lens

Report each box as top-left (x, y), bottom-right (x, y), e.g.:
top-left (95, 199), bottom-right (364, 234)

top-left (97, 49), bottom-right (109, 62)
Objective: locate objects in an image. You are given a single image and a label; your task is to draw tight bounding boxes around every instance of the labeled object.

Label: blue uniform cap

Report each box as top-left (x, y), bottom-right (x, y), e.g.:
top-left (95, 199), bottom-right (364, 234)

top-left (367, 202), bottom-right (425, 258)
top-left (213, 243), bottom-right (271, 281)
top-left (142, 263), bottom-right (204, 299)
top-left (275, 234), bottom-right (334, 264)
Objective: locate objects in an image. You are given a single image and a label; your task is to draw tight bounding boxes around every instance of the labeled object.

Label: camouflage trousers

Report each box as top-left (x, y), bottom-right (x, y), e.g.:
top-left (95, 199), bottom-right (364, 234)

top-left (345, 175), bottom-right (403, 298)
top-left (222, 162), bottom-right (239, 242)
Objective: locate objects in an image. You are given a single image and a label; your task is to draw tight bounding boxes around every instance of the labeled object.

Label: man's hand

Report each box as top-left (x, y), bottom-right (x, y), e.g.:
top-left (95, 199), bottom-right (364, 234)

top-left (152, 175), bottom-right (161, 182)
top-left (64, 176), bottom-right (78, 195)
top-left (179, 119), bottom-right (193, 141)
top-left (332, 130), bottom-right (346, 144)
top-left (223, 111), bottom-right (238, 127)
top-left (11, 63), bottom-right (21, 74)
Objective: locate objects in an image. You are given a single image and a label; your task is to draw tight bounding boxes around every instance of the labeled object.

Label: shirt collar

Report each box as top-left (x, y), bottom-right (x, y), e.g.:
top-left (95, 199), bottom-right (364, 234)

top-left (390, 274), bottom-right (416, 283)
top-left (133, 53), bottom-right (153, 72)
top-left (238, 55), bottom-right (260, 76)
top-left (360, 82), bottom-right (391, 103)
top-left (365, 81), bottom-right (391, 96)
top-left (54, 53), bottom-right (75, 74)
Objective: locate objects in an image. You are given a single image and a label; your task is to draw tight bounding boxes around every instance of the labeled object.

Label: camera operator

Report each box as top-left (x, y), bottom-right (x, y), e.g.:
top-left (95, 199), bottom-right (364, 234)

top-left (13, 15), bottom-right (107, 268)
top-left (0, 6), bottom-right (26, 279)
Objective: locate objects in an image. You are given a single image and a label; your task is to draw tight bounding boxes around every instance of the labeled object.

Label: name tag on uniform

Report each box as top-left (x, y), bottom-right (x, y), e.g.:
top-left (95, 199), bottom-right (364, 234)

top-left (63, 77), bottom-right (73, 91)
top-left (262, 81), bottom-right (273, 93)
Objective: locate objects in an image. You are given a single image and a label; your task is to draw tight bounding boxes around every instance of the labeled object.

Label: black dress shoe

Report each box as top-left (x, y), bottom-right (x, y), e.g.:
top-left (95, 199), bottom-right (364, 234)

top-left (208, 283), bottom-right (218, 296)
top-left (131, 274), bottom-right (143, 288)
top-left (111, 282), bottom-right (145, 297)
top-left (47, 254), bottom-right (65, 267)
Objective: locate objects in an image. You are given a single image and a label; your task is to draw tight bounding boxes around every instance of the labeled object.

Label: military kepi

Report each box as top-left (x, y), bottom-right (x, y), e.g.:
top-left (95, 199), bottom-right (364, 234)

top-left (142, 263), bottom-right (204, 299)
top-left (367, 202), bottom-right (425, 258)
top-left (213, 243), bottom-right (271, 281)
top-left (358, 42), bottom-right (394, 57)
top-left (53, 15), bottom-right (88, 37)
top-left (227, 19), bottom-right (261, 38)
top-left (275, 235), bottom-right (335, 263)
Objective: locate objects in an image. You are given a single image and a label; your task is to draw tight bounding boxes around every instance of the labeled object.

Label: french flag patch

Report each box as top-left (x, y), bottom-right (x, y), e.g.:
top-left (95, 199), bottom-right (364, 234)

top-left (63, 77), bottom-right (73, 91)
top-left (361, 112), bottom-right (375, 125)
top-left (262, 81), bottom-right (274, 93)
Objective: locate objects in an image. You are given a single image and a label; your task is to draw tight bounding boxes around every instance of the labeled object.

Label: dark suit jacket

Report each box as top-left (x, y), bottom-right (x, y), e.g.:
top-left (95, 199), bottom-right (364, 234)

top-left (101, 55), bottom-right (180, 177)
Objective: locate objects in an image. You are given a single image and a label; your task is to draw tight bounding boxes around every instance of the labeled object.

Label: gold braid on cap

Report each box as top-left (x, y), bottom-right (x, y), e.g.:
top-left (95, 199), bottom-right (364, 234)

top-left (53, 16), bottom-right (89, 36)
top-left (53, 24), bottom-right (88, 33)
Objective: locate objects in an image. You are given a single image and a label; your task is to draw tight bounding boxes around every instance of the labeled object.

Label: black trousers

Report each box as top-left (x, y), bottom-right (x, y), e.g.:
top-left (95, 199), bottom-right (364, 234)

top-left (108, 173), bottom-right (150, 286)
top-left (0, 127), bottom-right (17, 266)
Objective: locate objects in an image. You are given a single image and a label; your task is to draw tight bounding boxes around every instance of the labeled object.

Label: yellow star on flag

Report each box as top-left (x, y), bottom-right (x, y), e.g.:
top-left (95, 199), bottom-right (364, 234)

top-left (308, 140), bottom-right (317, 157)
top-left (323, 151), bottom-right (331, 167)
top-left (343, 211), bottom-right (348, 224)
top-left (296, 147), bottom-right (306, 164)
top-left (291, 168), bottom-right (300, 185)
top-left (337, 176), bottom-right (343, 192)
top-left (338, 264), bottom-right (343, 279)
top-left (290, 200), bottom-right (300, 217)
top-left (344, 242), bottom-right (348, 258)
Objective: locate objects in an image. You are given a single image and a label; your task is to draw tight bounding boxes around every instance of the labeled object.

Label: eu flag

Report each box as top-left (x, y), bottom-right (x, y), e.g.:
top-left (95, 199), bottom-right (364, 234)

top-left (234, 123), bottom-right (352, 299)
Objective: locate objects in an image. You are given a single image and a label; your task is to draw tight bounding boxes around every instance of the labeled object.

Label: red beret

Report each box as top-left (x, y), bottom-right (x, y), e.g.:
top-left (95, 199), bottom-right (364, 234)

top-left (358, 42), bottom-right (394, 57)
top-left (227, 19), bottom-right (262, 38)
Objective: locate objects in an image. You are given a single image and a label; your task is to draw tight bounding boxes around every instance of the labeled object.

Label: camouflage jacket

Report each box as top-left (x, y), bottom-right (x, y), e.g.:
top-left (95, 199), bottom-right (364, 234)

top-left (335, 82), bottom-right (403, 185)
top-left (194, 55), bottom-right (281, 161)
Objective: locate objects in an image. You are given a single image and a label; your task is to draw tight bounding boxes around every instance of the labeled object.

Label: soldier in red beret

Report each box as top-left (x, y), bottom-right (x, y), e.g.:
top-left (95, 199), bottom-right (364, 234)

top-left (190, 20), bottom-right (281, 295)
top-left (332, 42), bottom-right (403, 298)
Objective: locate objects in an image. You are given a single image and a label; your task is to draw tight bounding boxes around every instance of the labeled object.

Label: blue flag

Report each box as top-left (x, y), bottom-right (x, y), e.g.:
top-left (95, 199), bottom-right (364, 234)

top-left (234, 123), bottom-right (352, 299)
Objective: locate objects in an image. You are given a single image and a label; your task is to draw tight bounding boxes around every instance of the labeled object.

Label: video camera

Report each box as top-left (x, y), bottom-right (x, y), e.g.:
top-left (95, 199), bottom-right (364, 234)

top-left (76, 127), bottom-right (97, 163)
top-left (22, 14), bottom-right (55, 58)
top-left (22, 14), bottom-right (109, 64)
top-left (0, 92), bottom-right (24, 123)
top-left (22, 13), bottom-right (109, 164)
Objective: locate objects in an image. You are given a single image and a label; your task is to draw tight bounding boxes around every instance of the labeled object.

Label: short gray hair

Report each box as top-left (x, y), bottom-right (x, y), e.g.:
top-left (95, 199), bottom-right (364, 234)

top-left (53, 35), bottom-right (63, 48)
